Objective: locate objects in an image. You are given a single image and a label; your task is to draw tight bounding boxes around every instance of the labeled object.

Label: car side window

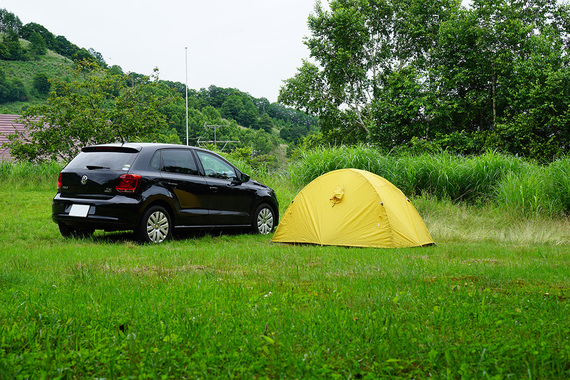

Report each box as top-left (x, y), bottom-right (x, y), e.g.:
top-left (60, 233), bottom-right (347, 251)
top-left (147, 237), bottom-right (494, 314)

top-left (160, 149), bottom-right (199, 175)
top-left (196, 151), bottom-right (237, 181)
top-left (150, 151), bottom-right (161, 170)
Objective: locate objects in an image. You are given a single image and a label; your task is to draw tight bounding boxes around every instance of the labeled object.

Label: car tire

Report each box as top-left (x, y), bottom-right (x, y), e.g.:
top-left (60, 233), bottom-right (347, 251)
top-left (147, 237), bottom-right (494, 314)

top-left (252, 204), bottom-right (275, 235)
top-left (58, 222), bottom-right (73, 237)
top-left (137, 205), bottom-right (172, 243)
top-left (58, 223), bottom-right (94, 239)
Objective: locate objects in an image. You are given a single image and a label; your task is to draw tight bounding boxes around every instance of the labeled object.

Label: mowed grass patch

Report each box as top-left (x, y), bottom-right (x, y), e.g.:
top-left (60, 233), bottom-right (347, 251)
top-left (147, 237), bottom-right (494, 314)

top-left (0, 186), bottom-right (569, 378)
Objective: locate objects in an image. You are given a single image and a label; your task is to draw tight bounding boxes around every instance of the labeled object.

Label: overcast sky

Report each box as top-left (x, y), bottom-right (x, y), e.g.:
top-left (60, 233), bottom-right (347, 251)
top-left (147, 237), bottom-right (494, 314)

top-left (2, 0), bottom-right (318, 102)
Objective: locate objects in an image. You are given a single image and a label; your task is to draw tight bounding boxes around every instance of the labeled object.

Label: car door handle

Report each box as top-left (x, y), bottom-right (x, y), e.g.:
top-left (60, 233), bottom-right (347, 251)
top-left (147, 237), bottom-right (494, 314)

top-left (210, 186), bottom-right (218, 192)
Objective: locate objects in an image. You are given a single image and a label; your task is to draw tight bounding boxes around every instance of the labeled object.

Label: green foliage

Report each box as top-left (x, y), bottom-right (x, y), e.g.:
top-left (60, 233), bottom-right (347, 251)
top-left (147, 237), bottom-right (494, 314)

top-left (0, 7), bottom-right (319, 155)
top-left (155, 84), bottom-right (316, 155)
top-left (0, 9), bottom-right (22, 34)
top-left (20, 22), bottom-right (54, 47)
top-left (0, 67), bottom-right (28, 102)
top-left (28, 31), bottom-right (47, 57)
top-left (223, 146), bottom-right (280, 175)
top-left (0, 30), bottom-right (29, 61)
top-left (6, 62), bottom-right (178, 162)
top-left (14, 15), bottom-right (83, 62)
top-left (31, 72), bottom-right (50, 95)
top-left (0, 51), bottom-right (71, 86)
top-left (502, 158), bottom-right (570, 217)
top-left (0, 160), bottom-right (62, 190)
top-left (280, 0), bottom-right (570, 161)
top-left (288, 145), bottom-right (570, 217)
top-left (546, 158), bottom-right (570, 215)
top-left (371, 66), bottom-right (428, 147)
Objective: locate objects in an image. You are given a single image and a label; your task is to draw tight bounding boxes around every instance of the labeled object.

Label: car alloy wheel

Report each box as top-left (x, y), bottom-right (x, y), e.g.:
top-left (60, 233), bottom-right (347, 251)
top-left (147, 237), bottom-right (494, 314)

top-left (255, 204), bottom-right (274, 234)
top-left (139, 206), bottom-right (172, 243)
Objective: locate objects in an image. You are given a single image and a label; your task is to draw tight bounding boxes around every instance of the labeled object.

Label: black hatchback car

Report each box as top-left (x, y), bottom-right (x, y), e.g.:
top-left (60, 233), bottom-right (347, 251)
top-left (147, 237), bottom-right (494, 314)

top-left (52, 143), bottom-right (279, 243)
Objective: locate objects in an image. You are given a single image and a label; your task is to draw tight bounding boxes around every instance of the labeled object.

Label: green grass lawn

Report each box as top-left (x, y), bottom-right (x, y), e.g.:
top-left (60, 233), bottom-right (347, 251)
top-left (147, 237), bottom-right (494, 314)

top-left (0, 185), bottom-right (569, 378)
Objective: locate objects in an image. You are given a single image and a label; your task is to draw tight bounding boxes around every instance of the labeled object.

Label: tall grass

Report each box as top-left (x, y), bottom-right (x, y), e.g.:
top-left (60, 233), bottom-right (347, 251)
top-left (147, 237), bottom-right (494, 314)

top-left (545, 157), bottom-right (570, 215)
top-left (0, 160), bottom-right (63, 191)
top-left (3, 149), bottom-right (569, 219)
top-left (229, 156), bottom-right (297, 217)
top-left (288, 146), bottom-right (570, 218)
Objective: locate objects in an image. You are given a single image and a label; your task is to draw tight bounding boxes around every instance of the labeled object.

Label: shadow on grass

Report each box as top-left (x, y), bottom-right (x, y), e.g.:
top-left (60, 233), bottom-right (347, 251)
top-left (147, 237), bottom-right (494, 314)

top-left (90, 227), bottom-right (250, 245)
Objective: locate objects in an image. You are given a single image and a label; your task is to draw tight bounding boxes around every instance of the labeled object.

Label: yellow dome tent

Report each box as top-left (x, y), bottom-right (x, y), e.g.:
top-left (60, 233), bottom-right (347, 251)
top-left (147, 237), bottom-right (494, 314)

top-left (272, 169), bottom-right (434, 248)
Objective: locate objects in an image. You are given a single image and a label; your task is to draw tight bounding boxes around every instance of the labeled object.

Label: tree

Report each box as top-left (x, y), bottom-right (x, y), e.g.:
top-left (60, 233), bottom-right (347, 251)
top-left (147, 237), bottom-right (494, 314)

top-left (370, 66), bottom-right (428, 149)
top-left (88, 48), bottom-right (107, 67)
top-left (32, 73), bottom-right (51, 95)
top-left (7, 62), bottom-right (176, 162)
top-left (0, 9), bottom-right (23, 33)
top-left (280, 0), bottom-right (460, 144)
top-left (280, 0), bottom-right (570, 160)
top-left (20, 22), bottom-right (55, 51)
top-left (256, 113), bottom-right (274, 133)
top-left (72, 48), bottom-right (96, 64)
top-left (29, 32), bottom-right (47, 57)
top-left (491, 54), bottom-right (570, 161)
top-left (238, 99), bottom-right (258, 128)
top-left (431, 0), bottom-right (570, 159)
top-left (221, 94), bottom-right (244, 122)
top-left (2, 30), bottom-right (28, 60)
top-left (53, 35), bottom-right (80, 58)
top-left (0, 41), bottom-right (9, 60)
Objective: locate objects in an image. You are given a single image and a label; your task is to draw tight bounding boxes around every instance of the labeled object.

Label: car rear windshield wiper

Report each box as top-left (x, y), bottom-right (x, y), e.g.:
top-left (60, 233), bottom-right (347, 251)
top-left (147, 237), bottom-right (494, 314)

top-left (86, 165), bottom-right (110, 170)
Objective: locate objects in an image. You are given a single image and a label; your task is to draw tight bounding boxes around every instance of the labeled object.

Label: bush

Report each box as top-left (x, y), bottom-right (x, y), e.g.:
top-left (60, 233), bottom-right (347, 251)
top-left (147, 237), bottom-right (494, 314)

top-left (32, 72), bottom-right (50, 95)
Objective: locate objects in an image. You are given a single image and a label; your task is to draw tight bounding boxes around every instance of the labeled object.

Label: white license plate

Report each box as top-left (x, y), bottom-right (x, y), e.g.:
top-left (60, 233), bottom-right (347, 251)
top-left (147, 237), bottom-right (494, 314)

top-left (69, 204), bottom-right (90, 217)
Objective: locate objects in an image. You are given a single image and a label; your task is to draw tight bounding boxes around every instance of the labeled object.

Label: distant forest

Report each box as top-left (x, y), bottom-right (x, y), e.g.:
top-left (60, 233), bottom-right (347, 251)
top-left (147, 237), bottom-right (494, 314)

top-left (0, 8), bottom-right (319, 156)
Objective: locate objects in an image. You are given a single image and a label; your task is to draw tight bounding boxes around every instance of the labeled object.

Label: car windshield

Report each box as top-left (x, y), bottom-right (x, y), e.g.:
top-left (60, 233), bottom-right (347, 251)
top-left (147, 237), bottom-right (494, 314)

top-left (66, 151), bottom-right (137, 171)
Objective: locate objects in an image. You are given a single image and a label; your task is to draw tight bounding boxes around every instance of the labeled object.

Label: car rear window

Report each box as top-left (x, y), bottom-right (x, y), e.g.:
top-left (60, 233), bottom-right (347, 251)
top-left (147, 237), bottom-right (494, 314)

top-left (65, 151), bottom-right (137, 171)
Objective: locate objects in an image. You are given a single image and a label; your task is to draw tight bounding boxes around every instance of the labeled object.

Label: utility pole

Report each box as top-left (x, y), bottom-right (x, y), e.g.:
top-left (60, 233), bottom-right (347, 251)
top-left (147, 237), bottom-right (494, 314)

top-left (204, 123), bottom-right (226, 149)
top-left (185, 47), bottom-right (189, 146)
top-left (202, 123), bottom-right (239, 151)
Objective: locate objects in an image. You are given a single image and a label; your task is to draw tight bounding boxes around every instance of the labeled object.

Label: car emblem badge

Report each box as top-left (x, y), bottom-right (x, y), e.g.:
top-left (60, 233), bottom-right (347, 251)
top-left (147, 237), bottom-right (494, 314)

top-left (81, 175), bottom-right (88, 185)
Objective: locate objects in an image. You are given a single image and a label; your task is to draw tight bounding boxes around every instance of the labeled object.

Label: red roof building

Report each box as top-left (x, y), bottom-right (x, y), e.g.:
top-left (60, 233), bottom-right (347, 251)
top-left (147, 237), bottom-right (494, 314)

top-left (0, 114), bottom-right (26, 161)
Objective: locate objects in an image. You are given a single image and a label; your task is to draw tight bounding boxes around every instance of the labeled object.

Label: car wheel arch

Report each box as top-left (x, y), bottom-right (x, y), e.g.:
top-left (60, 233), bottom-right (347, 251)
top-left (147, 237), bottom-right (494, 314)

top-left (257, 198), bottom-right (278, 218)
top-left (139, 197), bottom-right (177, 226)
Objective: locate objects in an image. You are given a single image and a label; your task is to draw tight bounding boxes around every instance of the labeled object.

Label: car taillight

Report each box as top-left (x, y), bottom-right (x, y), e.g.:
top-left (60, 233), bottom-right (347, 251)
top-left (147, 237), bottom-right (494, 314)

top-left (116, 174), bottom-right (141, 193)
top-left (57, 172), bottom-right (63, 191)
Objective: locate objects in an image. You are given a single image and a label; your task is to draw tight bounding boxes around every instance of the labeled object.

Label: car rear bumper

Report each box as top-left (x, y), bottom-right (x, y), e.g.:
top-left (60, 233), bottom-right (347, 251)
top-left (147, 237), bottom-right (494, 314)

top-left (52, 194), bottom-right (142, 231)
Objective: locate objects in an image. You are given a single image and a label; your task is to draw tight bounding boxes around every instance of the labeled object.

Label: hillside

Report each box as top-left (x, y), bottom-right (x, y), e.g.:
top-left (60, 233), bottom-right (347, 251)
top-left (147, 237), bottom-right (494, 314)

top-left (0, 8), bottom-right (319, 159)
top-left (1, 37), bottom-right (73, 82)
top-left (0, 40), bottom-right (72, 114)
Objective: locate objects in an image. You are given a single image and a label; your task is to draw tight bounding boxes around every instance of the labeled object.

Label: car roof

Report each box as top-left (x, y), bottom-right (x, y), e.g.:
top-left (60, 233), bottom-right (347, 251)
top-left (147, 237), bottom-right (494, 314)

top-left (82, 142), bottom-right (201, 152)
top-left (81, 143), bottom-right (230, 160)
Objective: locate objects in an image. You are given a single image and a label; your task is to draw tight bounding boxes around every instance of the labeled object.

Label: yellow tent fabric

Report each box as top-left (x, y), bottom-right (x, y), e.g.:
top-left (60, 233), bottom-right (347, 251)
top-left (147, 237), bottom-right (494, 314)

top-left (272, 169), bottom-right (434, 248)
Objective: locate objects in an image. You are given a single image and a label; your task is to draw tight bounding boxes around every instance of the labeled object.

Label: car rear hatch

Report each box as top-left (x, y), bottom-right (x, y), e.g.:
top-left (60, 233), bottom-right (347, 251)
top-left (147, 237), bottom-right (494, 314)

top-left (59, 146), bottom-right (140, 199)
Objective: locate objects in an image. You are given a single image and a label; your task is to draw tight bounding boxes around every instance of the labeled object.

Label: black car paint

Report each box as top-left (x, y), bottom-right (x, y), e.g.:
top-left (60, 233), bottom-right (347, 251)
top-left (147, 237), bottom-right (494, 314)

top-left (52, 143), bottom-right (278, 236)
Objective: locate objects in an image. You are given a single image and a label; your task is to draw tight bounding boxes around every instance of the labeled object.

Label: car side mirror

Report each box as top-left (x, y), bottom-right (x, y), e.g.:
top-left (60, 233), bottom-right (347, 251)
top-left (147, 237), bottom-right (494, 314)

top-left (231, 172), bottom-right (249, 185)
